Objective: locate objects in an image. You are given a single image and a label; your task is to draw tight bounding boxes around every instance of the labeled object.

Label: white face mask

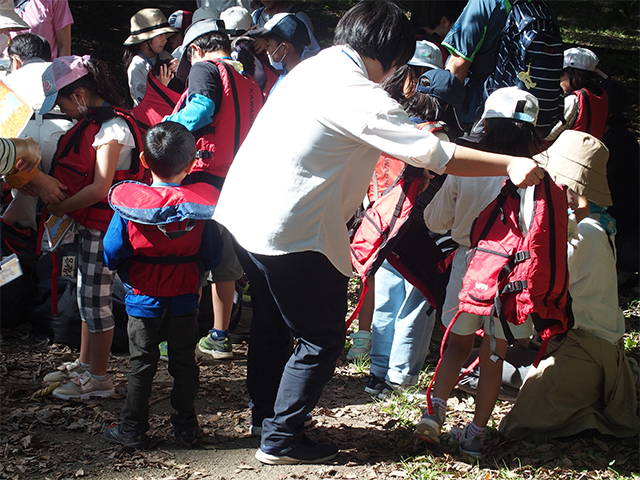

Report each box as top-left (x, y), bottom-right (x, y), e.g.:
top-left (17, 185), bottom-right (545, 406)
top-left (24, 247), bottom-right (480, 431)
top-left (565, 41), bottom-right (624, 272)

top-left (268, 43), bottom-right (286, 71)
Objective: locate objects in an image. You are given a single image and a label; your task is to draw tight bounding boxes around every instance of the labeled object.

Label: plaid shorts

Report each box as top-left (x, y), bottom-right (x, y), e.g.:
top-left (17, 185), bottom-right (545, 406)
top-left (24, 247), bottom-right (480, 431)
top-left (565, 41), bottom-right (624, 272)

top-left (76, 226), bottom-right (115, 333)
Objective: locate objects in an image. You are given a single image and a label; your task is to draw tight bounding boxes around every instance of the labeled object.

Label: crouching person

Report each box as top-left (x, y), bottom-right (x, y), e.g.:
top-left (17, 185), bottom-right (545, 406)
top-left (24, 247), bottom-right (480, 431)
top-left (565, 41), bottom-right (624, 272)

top-left (499, 130), bottom-right (639, 439)
top-left (103, 122), bottom-right (223, 448)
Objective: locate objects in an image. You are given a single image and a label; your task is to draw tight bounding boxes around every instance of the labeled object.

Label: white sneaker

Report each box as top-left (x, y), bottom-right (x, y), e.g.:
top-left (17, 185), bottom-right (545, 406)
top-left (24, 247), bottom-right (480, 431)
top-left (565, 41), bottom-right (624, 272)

top-left (52, 371), bottom-right (114, 399)
top-left (346, 331), bottom-right (372, 360)
top-left (43, 359), bottom-right (89, 383)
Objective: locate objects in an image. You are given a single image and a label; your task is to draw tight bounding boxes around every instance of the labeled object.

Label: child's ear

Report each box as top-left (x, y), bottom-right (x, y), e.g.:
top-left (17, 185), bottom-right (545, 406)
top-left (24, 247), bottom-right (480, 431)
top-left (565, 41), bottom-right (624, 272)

top-left (139, 152), bottom-right (150, 170)
top-left (185, 159), bottom-right (197, 175)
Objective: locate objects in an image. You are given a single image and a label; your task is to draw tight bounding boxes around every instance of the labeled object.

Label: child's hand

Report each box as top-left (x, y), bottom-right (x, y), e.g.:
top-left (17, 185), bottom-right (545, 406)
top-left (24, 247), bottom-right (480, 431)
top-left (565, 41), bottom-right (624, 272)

top-left (507, 157), bottom-right (544, 188)
top-left (251, 37), bottom-right (268, 55)
top-left (420, 169), bottom-right (434, 193)
top-left (47, 201), bottom-right (66, 217)
top-left (167, 57), bottom-right (178, 73)
top-left (157, 63), bottom-right (174, 87)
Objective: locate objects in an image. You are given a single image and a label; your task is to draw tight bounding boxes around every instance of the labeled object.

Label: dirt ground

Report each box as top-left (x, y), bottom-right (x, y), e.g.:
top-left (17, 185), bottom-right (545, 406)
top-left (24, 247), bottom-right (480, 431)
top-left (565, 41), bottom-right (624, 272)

top-left (2, 302), bottom-right (639, 480)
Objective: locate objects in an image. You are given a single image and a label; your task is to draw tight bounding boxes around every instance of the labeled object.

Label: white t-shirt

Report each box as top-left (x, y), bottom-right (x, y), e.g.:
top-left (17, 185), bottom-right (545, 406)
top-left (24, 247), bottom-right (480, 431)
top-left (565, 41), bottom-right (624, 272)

top-left (567, 214), bottom-right (625, 344)
top-left (214, 45), bottom-right (456, 277)
top-left (93, 116), bottom-right (135, 171)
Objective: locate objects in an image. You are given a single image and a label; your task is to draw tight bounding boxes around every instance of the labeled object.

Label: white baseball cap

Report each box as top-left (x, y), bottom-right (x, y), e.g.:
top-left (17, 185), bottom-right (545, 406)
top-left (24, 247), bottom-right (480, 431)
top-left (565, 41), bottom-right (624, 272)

top-left (483, 86), bottom-right (539, 126)
top-left (408, 40), bottom-right (443, 70)
top-left (563, 47), bottom-right (607, 78)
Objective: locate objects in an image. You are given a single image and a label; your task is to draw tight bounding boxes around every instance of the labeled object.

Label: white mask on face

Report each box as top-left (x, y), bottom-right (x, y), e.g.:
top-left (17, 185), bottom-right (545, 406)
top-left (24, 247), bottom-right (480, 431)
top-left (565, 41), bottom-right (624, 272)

top-left (268, 43), bottom-right (286, 71)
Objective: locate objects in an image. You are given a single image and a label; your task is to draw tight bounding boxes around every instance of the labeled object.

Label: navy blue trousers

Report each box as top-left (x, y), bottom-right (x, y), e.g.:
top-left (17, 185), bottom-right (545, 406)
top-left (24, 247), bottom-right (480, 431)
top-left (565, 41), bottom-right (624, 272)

top-left (235, 246), bottom-right (347, 449)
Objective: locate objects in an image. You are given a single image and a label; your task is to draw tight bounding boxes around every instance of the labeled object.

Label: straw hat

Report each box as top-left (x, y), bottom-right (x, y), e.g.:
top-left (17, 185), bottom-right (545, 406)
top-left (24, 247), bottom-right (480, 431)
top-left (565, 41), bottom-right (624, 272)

top-left (534, 130), bottom-right (612, 206)
top-left (124, 9), bottom-right (178, 46)
top-left (0, 0), bottom-right (29, 31)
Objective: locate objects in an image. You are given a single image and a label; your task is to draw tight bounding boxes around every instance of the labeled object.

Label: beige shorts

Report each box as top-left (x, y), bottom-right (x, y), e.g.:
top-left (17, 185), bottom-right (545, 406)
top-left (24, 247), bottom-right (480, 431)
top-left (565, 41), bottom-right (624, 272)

top-left (201, 224), bottom-right (243, 286)
top-left (441, 247), bottom-right (534, 339)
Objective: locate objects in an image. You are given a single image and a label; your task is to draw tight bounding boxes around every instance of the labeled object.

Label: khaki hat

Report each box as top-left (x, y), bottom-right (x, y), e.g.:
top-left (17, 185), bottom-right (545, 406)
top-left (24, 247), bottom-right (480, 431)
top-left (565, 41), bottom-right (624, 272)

top-left (534, 130), bottom-right (612, 206)
top-left (124, 9), bottom-right (178, 46)
top-left (0, 0), bottom-right (28, 31)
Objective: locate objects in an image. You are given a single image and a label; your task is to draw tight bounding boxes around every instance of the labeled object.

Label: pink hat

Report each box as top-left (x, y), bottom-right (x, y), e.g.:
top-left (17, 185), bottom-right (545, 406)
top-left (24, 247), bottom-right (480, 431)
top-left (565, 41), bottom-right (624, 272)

top-left (40, 55), bottom-right (90, 114)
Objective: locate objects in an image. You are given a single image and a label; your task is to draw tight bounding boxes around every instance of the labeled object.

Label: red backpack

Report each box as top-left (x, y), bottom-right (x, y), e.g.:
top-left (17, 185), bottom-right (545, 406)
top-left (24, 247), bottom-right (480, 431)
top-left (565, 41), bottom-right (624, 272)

top-left (426, 172), bottom-right (573, 414)
top-left (347, 123), bottom-right (456, 328)
top-left (131, 72), bottom-right (183, 134)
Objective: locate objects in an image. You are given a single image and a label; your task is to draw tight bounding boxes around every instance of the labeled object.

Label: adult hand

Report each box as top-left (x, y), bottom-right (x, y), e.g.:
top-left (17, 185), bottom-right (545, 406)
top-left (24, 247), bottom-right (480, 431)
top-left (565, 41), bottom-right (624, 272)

top-left (506, 157), bottom-right (544, 188)
top-left (24, 171), bottom-right (68, 204)
top-left (12, 137), bottom-right (41, 172)
top-left (157, 63), bottom-right (174, 87)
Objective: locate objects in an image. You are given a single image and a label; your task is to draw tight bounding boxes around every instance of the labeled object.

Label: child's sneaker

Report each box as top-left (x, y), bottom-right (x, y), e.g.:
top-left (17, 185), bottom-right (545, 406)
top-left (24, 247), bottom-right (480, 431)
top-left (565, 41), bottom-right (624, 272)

top-left (364, 373), bottom-right (394, 398)
top-left (159, 341), bottom-right (168, 362)
top-left (43, 359), bottom-right (89, 383)
top-left (255, 435), bottom-right (338, 465)
top-left (450, 423), bottom-right (484, 459)
top-left (413, 409), bottom-right (444, 445)
top-left (104, 424), bottom-right (148, 449)
top-left (346, 331), bottom-right (371, 360)
top-left (173, 424), bottom-right (199, 447)
top-left (198, 332), bottom-right (233, 359)
top-left (52, 372), bottom-right (114, 400)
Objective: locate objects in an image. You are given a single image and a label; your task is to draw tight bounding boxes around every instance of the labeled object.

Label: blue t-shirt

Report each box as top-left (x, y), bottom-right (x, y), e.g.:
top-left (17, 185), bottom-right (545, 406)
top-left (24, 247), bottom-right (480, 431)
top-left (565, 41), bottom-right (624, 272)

top-left (442, 0), bottom-right (509, 124)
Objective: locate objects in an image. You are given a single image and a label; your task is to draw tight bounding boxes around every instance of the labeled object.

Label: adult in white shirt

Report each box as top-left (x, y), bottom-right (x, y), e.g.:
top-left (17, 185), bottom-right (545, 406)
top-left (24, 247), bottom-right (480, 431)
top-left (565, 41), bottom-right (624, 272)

top-left (214, 0), bottom-right (543, 465)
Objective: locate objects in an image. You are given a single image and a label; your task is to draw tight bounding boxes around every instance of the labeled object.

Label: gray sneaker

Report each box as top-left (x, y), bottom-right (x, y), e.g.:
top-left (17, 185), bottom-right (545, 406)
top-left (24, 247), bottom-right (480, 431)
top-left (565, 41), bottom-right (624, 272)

top-left (43, 359), bottom-right (89, 383)
top-left (413, 409), bottom-right (444, 445)
top-left (450, 424), bottom-right (484, 459)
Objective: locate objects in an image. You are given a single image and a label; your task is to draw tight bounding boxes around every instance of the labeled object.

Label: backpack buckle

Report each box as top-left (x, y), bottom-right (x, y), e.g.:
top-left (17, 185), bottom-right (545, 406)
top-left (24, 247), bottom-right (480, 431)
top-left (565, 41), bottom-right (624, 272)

top-left (195, 150), bottom-right (213, 159)
top-left (514, 250), bottom-right (531, 263)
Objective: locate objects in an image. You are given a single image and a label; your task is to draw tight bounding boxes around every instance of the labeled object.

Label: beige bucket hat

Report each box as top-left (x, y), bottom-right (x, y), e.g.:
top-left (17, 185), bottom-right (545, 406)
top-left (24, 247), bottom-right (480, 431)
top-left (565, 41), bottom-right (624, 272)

top-left (534, 130), bottom-right (612, 206)
top-left (124, 8), bottom-right (178, 46)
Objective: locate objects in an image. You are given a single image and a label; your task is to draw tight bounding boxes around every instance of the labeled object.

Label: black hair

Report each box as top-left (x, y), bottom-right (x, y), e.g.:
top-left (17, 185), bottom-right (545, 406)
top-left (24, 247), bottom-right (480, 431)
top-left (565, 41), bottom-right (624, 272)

top-left (143, 121), bottom-right (196, 178)
top-left (562, 67), bottom-right (603, 95)
top-left (460, 118), bottom-right (543, 157)
top-left (187, 32), bottom-right (231, 61)
top-left (426, 1), bottom-right (465, 29)
top-left (334, 0), bottom-right (414, 72)
top-left (381, 64), bottom-right (428, 102)
top-left (58, 58), bottom-right (125, 108)
top-left (8, 33), bottom-right (51, 62)
top-left (122, 45), bottom-right (139, 71)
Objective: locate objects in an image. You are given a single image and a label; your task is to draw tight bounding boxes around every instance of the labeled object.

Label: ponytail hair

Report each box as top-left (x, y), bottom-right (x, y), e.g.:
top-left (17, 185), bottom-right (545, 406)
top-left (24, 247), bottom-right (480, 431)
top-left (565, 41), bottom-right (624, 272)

top-left (58, 58), bottom-right (125, 108)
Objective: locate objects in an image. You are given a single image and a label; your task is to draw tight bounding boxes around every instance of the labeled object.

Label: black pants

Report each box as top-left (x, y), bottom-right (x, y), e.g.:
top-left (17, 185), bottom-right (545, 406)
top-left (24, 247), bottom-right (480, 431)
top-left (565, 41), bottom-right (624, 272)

top-left (121, 310), bottom-right (199, 433)
top-left (236, 246), bottom-right (348, 450)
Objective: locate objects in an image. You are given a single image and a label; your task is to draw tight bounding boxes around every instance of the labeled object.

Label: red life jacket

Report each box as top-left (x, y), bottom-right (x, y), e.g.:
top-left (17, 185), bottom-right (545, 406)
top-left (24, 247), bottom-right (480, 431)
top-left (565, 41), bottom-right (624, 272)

top-left (347, 122), bottom-right (455, 328)
top-left (131, 72), bottom-right (183, 134)
top-left (425, 173), bottom-right (573, 414)
top-left (573, 88), bottom-right (608, 140)
top-left (49, 106), bottom-right (145, 232)
top-left (173, 58), bottom-right (262, 181)
top-left (108, 181), bottom-right (220, 297)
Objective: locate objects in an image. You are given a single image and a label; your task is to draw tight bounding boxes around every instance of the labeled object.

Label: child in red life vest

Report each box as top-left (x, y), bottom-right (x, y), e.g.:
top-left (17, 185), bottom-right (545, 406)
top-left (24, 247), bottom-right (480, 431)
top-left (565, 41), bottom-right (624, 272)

top-left (415, 87), bottom-right (543, 458)
top-left (166, 19), bottom-right (262, 361)
top-left (103, 122), bottom-right (223, 449)
top-left (39, 56), bottom-right (145, 400)
top-left (546, 47), bottom-right (609, 142)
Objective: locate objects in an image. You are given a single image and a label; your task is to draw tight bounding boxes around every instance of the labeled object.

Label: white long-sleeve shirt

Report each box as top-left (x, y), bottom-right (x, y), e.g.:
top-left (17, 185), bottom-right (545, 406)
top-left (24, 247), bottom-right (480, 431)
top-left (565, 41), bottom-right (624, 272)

top-left (214, 45), bottom-right (456, 276)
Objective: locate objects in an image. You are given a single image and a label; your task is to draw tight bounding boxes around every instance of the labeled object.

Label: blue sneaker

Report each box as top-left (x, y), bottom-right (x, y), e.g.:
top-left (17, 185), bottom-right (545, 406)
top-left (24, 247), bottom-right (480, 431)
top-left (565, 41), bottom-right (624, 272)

top-left (255, 435), bottom-right (338, 465)
top-left (251, 413), bottom-right (313, 437)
